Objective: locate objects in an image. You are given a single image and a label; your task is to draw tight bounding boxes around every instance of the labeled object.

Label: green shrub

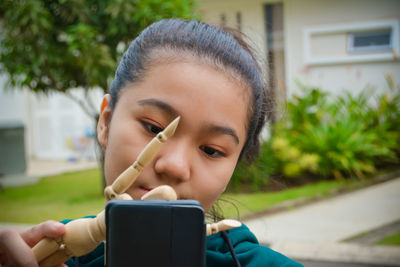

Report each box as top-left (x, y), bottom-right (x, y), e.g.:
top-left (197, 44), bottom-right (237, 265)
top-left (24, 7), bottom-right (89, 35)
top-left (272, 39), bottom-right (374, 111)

top-left (232, 79), bottom-right (400, 191)
top-left (272, 81), bottom-right (399, 180)
top-left (229, 141), bottom-right (277, 192)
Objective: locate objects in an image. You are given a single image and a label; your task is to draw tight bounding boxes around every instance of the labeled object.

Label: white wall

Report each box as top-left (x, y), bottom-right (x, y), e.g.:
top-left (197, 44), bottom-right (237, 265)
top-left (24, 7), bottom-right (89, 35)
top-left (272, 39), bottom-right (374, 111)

top-left (29, 89), bottom-right (102, 160)
top-left (0, 74), bottom-right (102, 161)
top-left (284, 0), bottom-right (400, 97)
top-left (0, 75), bottom-right (33, 157)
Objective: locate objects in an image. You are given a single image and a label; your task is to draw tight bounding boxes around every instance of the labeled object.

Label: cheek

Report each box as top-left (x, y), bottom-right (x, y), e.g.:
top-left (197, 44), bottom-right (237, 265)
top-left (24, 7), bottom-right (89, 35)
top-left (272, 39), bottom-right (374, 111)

top-left (198, 161), bottom-right (236, 211)
top-left (102, 122), bottom-right (147, 187)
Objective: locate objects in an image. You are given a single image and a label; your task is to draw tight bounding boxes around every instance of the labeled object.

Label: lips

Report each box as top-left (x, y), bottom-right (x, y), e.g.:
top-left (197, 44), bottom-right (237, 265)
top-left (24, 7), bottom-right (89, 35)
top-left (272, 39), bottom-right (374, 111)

top-left (139, 186), bottom-right (153, 196)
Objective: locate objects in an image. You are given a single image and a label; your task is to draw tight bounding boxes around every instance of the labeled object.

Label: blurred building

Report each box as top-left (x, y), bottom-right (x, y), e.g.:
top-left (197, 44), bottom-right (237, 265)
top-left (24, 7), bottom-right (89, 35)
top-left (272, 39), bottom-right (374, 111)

top-left (1, 0), bottom-right (399, 163)
top-left (0, 73), bottom-right (101, 162)
top-left (198, 0), bottom-right (400, 104)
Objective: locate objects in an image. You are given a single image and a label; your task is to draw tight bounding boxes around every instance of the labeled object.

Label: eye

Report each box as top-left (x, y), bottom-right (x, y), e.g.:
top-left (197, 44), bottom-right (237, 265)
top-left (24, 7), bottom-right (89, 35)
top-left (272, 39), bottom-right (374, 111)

top-left (141, 121), bottom-right (163, 135)
top-left (200, 145), bottom-right (226, 158)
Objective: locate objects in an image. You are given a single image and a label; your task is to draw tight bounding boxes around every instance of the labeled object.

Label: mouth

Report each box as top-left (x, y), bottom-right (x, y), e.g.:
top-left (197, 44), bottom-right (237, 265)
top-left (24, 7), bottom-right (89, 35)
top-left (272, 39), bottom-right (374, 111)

top-left (139, 186), bottom-right (154, 196)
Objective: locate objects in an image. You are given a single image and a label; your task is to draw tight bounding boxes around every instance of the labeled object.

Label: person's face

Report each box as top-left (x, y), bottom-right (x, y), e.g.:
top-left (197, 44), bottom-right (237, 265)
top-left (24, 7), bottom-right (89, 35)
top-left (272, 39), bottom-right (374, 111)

top-left (97, 60), bottom-right (249, 211)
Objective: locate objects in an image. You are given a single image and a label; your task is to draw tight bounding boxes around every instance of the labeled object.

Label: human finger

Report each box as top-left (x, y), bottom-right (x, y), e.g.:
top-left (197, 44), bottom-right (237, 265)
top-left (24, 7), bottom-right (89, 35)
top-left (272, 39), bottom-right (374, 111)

top-left (0, 229), bottom-right (39, 267)
top-left (20, 221), bottom-right (66, 247)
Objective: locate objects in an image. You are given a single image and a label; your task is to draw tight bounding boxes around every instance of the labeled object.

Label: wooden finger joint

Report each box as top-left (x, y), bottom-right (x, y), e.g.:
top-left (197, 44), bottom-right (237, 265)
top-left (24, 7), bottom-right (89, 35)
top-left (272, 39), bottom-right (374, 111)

top-left (132, 161), bottom-right (143, 172)
top-left (157, 132), bottom-right (167, 142)
top-left (104, 186), bottom-right (117, 201)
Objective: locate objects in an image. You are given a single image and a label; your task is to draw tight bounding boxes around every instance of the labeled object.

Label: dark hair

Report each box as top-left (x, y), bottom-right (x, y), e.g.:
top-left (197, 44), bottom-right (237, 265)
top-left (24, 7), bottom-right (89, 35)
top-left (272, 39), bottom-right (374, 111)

top-left (109, 19), bottom-right (269, 163)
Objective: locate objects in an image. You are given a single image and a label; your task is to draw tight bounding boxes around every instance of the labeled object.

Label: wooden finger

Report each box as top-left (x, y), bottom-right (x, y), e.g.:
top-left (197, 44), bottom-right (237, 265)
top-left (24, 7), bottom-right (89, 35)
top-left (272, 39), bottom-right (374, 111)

top-left (206, 219), bottom-right (242, 236)
top-left (39, 250), bottom-right (70, 267)
top-left (141, 185), bottom-right (177, 200)
top-left (32, 237), bottom-right (60, 263)
top-left (109, 116), bottom-right (180, 198)
top-left (114, 193), bottom-right (133, 200)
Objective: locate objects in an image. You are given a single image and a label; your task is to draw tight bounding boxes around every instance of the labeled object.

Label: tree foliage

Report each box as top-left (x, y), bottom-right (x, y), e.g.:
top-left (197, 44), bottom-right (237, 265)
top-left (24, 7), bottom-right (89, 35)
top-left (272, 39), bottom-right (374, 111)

top-left (0, 0), bottom-right (198, 117)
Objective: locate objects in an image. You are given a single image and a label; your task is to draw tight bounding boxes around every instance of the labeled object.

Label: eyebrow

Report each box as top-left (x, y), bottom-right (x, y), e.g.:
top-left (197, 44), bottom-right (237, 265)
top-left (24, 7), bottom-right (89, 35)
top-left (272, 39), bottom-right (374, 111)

top-left (137, 98), bottom-right (179, 118)
top-left (205, 124), bottom-right (240, 145)
top-left (137, 98), bottom-right (240, 145)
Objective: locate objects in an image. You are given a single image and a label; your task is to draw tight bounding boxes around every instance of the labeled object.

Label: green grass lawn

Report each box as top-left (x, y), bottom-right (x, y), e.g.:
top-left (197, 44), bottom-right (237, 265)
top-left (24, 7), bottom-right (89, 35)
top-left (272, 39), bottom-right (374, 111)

top-left (221, 179), bottom-right (352, 218)
top-left (376, 230), bottom-right (400, 246)
top-left (0, 169), bottom-right (105, 224)
top-left (0, 168), bottom-right (363, 224)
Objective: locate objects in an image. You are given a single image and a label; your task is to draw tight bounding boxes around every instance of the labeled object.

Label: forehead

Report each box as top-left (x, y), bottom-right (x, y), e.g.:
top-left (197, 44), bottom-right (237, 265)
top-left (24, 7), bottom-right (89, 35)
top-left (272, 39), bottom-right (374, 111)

top-left (147, 49), bottom-right (252, 101)
top-left (144, 55), bottom-right (250, 112)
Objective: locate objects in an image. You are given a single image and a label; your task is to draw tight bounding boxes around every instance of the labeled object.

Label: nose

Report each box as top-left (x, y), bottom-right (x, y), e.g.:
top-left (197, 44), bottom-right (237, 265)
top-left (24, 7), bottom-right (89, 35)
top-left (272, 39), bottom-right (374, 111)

top-left (153, 139), bottom-right (191, 183)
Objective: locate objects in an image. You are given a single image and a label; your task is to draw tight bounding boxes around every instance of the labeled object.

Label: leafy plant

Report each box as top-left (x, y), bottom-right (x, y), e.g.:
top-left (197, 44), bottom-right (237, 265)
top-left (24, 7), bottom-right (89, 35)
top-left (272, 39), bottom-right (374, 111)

top-left (232, 80), bottom-right (400, 191)
top-left (271, 82), bottom-right (399, 180)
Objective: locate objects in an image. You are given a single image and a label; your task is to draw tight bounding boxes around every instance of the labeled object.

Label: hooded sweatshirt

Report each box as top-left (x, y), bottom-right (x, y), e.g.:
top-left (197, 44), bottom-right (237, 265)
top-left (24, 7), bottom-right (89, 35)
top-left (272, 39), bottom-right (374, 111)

top-left (63, 218), bottom-right (302, 267)
top-left (206, 224), bottom-right (303, 267)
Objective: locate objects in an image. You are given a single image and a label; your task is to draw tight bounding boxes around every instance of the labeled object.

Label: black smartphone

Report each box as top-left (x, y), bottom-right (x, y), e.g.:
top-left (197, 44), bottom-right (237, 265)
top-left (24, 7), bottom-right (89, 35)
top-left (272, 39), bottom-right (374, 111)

top-left (105, 200), bottom-right (205, 267)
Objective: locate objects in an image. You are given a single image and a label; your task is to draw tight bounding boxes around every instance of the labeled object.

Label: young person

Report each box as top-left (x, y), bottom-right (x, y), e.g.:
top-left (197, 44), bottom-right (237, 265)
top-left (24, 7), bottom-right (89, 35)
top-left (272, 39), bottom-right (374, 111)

top-left (0, 19), bottom-right (303, 267)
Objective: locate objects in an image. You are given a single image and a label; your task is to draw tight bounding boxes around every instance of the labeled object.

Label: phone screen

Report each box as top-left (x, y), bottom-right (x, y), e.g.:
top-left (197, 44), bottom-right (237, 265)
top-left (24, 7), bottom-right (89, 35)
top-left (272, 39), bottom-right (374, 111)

top-left (106, 200), bottom-right (205, 267)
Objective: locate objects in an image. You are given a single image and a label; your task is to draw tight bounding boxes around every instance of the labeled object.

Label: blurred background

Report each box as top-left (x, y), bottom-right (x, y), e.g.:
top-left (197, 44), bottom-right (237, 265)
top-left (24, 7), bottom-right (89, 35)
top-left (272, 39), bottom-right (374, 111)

top-left (0, 0), bottom-right (399, 266)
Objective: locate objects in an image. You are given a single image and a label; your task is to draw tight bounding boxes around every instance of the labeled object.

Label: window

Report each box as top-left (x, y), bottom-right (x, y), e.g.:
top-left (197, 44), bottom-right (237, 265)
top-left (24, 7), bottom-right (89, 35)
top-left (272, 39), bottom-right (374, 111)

top-left (303, 20), bottom-right (399, 65)
top-left (348, 29), bottom-right (392, 53)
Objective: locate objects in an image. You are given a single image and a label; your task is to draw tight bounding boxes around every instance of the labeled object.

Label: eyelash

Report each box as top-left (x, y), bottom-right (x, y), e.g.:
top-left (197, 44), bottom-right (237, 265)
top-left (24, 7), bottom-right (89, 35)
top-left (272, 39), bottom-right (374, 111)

top-left (141, 121), bottom-right (163, 135)
top-left (141, 121), bottom-right (226, 159)
top-left (200, 146), bottom-right (226, 158)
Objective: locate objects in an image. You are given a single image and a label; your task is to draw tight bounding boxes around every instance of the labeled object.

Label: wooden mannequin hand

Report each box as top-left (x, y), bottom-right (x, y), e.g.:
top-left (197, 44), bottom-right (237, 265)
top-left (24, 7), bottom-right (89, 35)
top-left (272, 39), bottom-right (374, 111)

top-left (31, 185), bottom-right (178, 267)
top-left (31, 117), bottom-right (181, 266)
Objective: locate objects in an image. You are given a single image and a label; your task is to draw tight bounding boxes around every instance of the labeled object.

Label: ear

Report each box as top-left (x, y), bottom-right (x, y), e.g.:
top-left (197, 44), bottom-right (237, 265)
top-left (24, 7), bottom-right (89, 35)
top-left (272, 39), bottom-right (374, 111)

top-left (97, 94), bottom-right (112, 149)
